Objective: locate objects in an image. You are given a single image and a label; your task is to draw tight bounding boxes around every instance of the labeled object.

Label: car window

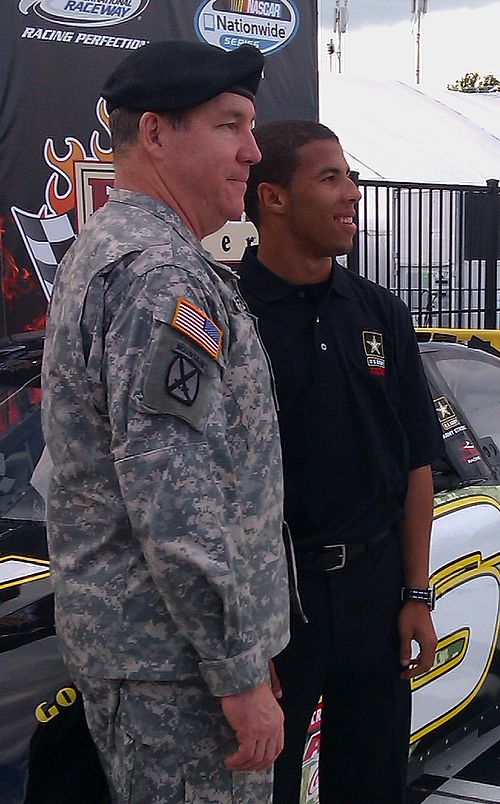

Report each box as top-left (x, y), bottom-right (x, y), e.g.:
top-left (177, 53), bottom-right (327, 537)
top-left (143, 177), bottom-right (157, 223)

top-left (435, 354), bottom-right (500, 453)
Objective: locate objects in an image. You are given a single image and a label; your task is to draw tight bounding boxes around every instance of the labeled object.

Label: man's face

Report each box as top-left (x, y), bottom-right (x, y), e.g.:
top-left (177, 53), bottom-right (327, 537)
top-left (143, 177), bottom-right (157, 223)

top-left (161, 92), bottom-right (261, 238)
top-left (283, 138), bottom-right (362, 258)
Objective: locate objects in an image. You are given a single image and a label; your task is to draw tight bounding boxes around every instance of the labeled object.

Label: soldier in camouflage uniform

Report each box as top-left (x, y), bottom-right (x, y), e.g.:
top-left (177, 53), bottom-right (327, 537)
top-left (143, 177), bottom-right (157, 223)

top-left (41, 41), bottom-right (290, 804)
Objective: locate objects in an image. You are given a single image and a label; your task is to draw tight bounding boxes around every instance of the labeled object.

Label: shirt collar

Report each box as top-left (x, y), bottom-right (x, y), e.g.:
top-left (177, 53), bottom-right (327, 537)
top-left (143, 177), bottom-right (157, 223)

top-left (108, 188), bottom-right (239, 280)
top-left (240, 245), bottom-right (351, 301)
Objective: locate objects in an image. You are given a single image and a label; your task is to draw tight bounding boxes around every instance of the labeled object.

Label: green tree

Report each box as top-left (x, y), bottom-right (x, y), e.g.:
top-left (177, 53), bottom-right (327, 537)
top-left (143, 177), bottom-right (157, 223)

top-left (480, 74), bottom-right (500, 90)
top-left (448, 72), bottom-right (500, 92)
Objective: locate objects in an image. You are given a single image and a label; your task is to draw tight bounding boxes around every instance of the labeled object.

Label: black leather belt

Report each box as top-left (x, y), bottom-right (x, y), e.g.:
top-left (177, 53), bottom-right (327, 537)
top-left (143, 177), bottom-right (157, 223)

top-left (295, 529), bottom-right (390, 573)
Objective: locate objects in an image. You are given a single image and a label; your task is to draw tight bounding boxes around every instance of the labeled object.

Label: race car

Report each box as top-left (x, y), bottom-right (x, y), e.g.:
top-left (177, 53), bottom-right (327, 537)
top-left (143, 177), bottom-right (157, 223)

top-left (0, 330), bottom-right (499, 803)
top-left (408, 335), bottom-right (500, 776)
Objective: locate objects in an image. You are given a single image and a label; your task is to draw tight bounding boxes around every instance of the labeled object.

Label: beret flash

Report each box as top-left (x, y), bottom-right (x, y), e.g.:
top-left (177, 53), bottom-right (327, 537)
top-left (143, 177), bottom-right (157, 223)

top-left (102, 41), bottom-right (264, 114)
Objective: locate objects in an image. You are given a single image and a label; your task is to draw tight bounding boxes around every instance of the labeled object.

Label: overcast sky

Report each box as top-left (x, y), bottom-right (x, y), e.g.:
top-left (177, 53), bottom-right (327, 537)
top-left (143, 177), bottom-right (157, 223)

top-left (318, 1), bottom-right (500, 90)
top-left (321, 0), bottom-right (486, 30)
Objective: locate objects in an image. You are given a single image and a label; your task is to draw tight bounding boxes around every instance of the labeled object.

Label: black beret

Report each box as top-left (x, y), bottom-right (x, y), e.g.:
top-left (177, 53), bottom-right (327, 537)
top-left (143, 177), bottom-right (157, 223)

top-left (102, 41), bottom-right (264, 114)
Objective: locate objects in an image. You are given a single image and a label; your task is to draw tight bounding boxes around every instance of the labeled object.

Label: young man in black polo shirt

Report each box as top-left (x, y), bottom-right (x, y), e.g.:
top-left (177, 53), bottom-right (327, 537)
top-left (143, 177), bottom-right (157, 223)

top-left (239, 120), bottom-right (444, 803)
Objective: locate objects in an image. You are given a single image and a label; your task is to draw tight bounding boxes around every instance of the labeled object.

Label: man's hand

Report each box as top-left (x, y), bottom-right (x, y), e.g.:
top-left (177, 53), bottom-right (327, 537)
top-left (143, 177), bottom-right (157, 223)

top-left (221, 681), bottom-right (284, 772)
top-left (399, 601), bottom-right (437, 679)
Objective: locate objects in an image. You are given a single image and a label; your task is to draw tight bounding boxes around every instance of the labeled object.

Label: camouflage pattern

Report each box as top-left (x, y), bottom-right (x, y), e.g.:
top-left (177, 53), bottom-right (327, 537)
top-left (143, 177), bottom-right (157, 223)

top-left (77, 675), bottom-right (273, 803)
top-left (434, 484), bottom-right (500, 508)
top-left (41, 188), bottom-right (289, 702)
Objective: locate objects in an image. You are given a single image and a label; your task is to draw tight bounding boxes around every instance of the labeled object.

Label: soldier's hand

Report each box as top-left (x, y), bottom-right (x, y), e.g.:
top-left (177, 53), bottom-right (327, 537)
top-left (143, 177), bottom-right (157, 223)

top-left (221, 681), bottom-right (284, 772)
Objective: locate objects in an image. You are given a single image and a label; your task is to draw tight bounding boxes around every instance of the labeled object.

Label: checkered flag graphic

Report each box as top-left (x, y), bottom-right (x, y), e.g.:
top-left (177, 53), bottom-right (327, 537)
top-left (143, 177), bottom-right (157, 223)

top-left (11, 206), bottom-right (76, 300)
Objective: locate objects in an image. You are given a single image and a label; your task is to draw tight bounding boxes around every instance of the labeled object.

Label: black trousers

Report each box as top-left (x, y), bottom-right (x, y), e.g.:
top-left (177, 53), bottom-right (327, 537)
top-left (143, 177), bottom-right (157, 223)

top-left (274, 530), bottom-right (411, 804)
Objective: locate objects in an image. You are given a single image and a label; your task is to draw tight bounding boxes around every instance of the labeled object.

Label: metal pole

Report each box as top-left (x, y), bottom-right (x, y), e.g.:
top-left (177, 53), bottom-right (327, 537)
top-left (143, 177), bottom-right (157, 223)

top-left (485, 178), bottom-right (499, 328)
top-left (415, 12), bottom-right (421, 84)
top-left (412, 1), bottom-right (427, 85)
top-left (332, 0), bottom-right (348, 75)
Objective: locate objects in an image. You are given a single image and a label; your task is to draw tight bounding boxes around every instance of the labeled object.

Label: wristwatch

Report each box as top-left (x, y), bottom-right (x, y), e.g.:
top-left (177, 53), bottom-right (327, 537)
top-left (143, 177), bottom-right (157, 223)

top-left (401, 586), bottom-right (435, 611)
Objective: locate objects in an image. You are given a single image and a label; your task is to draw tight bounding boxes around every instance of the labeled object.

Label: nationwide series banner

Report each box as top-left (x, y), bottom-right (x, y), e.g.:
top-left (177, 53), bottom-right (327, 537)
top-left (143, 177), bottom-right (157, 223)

top-left (0, 0), bottom-right (318, 335)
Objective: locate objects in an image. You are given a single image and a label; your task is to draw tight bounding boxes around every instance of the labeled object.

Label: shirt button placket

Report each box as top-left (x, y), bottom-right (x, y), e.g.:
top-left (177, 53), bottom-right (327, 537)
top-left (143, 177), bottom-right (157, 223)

top-left (315, 313), bottom-right (330, 383)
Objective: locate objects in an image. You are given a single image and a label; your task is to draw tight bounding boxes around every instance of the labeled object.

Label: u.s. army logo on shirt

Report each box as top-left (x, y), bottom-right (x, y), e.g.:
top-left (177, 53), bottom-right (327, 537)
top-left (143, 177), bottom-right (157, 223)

top-left (362, 331), bottom-right (385, 376)
top-left (166, 354), bottom-right (200, 406)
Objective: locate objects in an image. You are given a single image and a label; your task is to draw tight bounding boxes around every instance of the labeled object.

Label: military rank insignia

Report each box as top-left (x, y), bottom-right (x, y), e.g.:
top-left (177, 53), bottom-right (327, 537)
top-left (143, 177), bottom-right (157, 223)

top-left (171, 298), bottom-right (223, 360)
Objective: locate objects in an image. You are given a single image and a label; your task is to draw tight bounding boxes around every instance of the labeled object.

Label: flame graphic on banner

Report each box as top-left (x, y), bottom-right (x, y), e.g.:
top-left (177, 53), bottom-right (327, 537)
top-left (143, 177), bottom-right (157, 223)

top-left (44, 99), bottom-right (113, 216)
top-left (44, 137), bottom-right (87, 215)
top-left (0, 216), bottom-right (46, 331)
top-left (8, 100), bottom-right (113, 320)
top-left (0, 217), bottom-right (38, 302)
top-left (91, 98), bottom-right (114, 162)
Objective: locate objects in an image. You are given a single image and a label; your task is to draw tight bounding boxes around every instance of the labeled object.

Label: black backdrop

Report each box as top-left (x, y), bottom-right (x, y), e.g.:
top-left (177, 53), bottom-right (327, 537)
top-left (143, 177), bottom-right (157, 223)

top-left (0, 0), bottom-right (318, 334)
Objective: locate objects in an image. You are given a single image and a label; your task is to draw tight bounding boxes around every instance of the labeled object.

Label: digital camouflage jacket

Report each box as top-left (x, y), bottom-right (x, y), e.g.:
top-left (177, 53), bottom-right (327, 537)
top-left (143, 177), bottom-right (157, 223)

top-left (42, 189), bottom-right (289, 697)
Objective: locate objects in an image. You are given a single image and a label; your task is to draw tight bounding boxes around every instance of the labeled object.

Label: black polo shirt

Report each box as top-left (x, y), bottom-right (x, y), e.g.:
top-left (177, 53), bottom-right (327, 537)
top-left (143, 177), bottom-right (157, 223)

top-left (239, 246), bottom-right (444, 550)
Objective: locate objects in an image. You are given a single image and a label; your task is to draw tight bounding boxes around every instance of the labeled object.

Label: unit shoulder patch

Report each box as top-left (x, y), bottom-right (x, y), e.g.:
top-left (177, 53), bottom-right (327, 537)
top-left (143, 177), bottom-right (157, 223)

top-left (166, 354), bottom-right (200, 407)
top-left (140, 321), bottom-right (220, 432)
top-left (171, 297), bottom-right (223, 360)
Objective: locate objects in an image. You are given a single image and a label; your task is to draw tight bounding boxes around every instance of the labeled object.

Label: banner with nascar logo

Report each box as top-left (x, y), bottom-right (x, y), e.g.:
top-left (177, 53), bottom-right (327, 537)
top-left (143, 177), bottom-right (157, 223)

top-left (0, 0), bottom-right (318, 334)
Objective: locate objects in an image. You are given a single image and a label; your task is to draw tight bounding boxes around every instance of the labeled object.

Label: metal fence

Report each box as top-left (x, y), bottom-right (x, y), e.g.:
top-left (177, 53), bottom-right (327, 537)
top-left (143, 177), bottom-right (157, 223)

top-left (346, 176), bottom-right (500, 328)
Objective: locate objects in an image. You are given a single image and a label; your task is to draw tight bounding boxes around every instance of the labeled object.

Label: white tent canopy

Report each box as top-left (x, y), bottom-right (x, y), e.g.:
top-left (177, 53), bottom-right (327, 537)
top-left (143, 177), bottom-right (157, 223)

top-left (205, 78), bottom-right (500, 262)
top-left (319, 76), bottom-right (500, 184)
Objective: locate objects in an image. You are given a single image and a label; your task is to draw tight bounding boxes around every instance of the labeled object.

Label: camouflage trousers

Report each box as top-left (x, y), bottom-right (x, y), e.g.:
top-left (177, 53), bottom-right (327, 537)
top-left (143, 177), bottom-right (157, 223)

top-left (76, 676), bottom-right (273, 804)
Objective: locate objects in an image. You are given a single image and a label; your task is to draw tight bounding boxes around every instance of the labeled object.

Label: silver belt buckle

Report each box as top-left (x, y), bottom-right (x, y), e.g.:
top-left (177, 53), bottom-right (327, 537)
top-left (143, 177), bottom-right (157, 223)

top-left (323, 543), bottom-right (347, 571)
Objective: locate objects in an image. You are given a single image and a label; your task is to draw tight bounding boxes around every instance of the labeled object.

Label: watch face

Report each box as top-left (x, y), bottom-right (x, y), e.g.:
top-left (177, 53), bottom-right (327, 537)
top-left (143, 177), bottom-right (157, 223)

top-left (402, 587), bottom-right (435, 610)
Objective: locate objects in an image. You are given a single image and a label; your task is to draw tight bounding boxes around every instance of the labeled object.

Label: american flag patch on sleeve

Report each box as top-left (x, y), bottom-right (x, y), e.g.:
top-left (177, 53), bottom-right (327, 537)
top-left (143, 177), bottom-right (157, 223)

top-left (171, 298), bottom-right (223, 359)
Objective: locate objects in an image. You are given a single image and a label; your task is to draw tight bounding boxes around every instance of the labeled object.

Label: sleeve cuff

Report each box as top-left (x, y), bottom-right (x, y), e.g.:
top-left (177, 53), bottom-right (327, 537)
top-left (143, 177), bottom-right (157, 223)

top-left (409, 444), bottom-right (446, 469)
top-left (198, 642), bottom-right (268, 697)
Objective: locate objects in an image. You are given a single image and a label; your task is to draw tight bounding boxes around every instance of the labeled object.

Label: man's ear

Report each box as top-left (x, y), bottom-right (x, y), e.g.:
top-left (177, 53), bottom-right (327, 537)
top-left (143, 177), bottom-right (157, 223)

top-left (257, 182), bottom-right (288, 216)
top-left (138, 112), bottom-right (169, 153)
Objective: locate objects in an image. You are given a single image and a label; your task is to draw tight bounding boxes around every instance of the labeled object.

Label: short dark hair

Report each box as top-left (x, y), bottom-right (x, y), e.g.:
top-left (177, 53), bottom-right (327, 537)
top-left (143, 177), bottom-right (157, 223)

top-left (108, 107), bottom-right (190, 154)
top-left (244, 119), bottom-right (339, 227)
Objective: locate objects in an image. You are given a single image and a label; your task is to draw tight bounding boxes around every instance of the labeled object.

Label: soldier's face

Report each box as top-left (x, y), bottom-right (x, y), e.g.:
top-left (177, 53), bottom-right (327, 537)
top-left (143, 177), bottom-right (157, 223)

top-left (282, 139), bottom-right (362, 258)
top-left (162, 93), bottom-right (261, 238)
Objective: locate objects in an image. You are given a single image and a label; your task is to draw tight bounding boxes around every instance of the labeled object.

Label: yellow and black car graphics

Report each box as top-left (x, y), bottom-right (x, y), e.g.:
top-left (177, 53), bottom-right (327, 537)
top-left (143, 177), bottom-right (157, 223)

top-left (411, 489), bottom-right (500, 744)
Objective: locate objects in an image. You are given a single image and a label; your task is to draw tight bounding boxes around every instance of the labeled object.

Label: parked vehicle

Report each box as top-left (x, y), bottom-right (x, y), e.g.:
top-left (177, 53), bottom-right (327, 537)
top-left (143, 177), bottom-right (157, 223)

top-left (0, 331), bottom-right (499, 804)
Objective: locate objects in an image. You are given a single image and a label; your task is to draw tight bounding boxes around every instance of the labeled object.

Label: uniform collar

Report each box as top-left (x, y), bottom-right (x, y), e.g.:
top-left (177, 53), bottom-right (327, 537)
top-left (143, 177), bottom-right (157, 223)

top-left (108, 188), bottom-right (239, 280)
top-left (240, 245), bottom-right (351, 301)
